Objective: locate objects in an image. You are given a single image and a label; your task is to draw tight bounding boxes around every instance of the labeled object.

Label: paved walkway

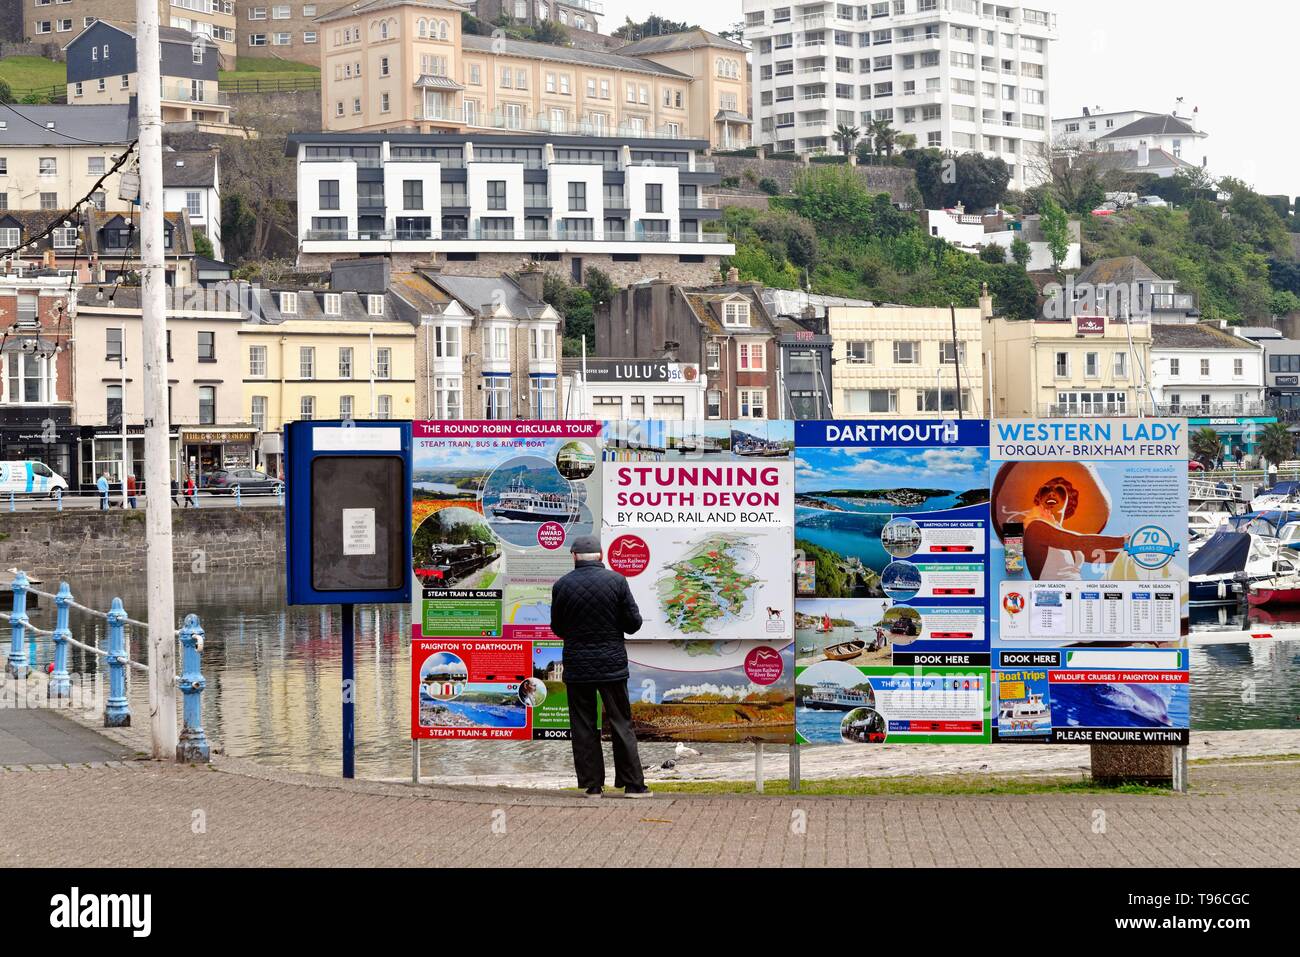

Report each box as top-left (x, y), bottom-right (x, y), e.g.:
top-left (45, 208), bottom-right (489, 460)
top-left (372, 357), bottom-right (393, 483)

top-left (1, 747), bottom-right (1297, 866)
top-left (0, 706), bottom-right (135, 766)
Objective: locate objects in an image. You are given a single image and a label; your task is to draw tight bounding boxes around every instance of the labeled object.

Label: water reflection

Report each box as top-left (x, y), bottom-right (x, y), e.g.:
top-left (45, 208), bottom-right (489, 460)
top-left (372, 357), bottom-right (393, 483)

top-left (12, 574), bottom-right (1299, 779)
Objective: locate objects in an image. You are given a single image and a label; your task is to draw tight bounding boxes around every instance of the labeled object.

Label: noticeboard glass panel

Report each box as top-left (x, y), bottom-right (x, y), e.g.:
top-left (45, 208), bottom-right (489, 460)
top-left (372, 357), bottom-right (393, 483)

top-left (310, 455), bottom-right (405, 592)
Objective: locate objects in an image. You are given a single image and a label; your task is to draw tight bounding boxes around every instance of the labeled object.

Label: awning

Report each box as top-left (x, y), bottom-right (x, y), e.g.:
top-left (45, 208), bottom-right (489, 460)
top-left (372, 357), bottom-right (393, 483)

top-left (714, 110), bottom-right (752, 124)
top-left (415, 74), bottom-right (464, 91)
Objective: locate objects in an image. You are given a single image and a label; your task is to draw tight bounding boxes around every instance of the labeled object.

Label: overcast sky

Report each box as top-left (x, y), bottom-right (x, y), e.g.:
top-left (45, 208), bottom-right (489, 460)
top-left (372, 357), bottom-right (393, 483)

top-left (607, 0), bottom-right (1297, 196)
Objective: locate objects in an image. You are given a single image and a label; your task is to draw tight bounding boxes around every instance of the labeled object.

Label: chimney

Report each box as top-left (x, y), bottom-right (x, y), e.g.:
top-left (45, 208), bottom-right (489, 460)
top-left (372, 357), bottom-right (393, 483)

top-left (726, 266), bottom-right (739, 283)
top-left (978, 282), bottom-right (993, 319)
top-left (1137, 140), bottom-right (1150, 168)
top-left (516, 265), bottom-right (544, 303)
top-left (43, 249), bottom-right (55, 269)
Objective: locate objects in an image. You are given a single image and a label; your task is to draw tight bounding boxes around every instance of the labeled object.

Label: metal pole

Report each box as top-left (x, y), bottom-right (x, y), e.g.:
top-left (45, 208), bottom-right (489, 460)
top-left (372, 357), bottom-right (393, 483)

top-left (411, 739), bottom-right (421, 785)
top-left (176, 614), bottom-right (210, 763)
top-left (342, 602), bottom-right (355, 779)
top-left (789, 741), bottom-right (801, 792)
top-left (949, 302), bottom-right (964, 419)
top-left (755, 741), bottom-right (765, 793)
top-left (49, 582), bottom-right (72, 698)
top-left (104, 598), bottom-right (131, 727)
top-left (6, 570), bottom-right (30, 678)
top-left (136, 0), bottom-right (178, 761)
top-left (120, 353), bottom-right (128, 508)
top-left (1172, 745), bottom-right (1188, 793)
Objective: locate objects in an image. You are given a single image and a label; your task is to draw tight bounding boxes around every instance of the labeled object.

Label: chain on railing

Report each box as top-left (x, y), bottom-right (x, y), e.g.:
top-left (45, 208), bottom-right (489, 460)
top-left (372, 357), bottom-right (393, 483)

top-left (1, 484), bottom-right (283, 513)
top-left (1, 571), bottom-right (209, 762)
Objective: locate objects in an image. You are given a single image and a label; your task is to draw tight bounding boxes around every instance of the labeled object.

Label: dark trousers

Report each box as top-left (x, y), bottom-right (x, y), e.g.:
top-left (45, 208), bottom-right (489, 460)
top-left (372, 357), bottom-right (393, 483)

top-left (566, 680), bottom-right (645, 791)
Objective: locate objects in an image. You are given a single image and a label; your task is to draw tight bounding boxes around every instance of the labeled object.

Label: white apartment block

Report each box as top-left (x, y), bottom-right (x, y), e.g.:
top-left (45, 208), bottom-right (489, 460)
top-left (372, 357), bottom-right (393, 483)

top-left (744, 0), bottom-right (1056, 189)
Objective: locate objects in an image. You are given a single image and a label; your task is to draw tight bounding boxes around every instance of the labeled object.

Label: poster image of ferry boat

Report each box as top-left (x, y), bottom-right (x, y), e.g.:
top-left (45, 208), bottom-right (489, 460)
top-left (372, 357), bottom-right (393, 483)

top-left (993, 669), bottom-right (1053, 739)
top-left (881, 561), bottom-right (923, 601)
top-left (730, 424), bottom-right (794, 459)
top-left (412, 506), bottom-right (501, 588)
top-left (481, 455), bottom-right (594, 547)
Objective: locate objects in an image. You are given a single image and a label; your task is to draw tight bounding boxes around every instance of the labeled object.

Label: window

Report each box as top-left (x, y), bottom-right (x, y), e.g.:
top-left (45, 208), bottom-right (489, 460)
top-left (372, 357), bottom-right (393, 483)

top-left (1085, 351), bottom-right (1099, 378)
top-left (1234, 357), bottom-right (1244, 377)
top-left (6, 353), bottom-right (54, 405)
top-left (249, 345), bottom-right (267, 377)
top-left (846, 341), bottom-right (872, 364)
top-left (738, 389), bottom-right (767, 419)
top-left (485, 377), bottom-right (511, 419)
top-left (380, 92), bottom-right (390, 112)
top-left (279, 291), bottom-right (298, 314)
top-left (434, 377), bottom-right (462, 419)
top-left (893, 341), bottom-right (919, 364)
top-left (723, 300), bottom-right (750, 328)
top-left (106, 328), bottom-right (123, 361)
top-left (375, 347), bottom-right (391, 379)
top-left (706, 389), bottom-right (722, 419)
top-left (1169, 358), bottom-right (1180, 377)
top-left (529, 328), bottom-right (554, 361)
top-left (251, 396), bottom-right (268, 431)
top-left (916, 389), bottom-right (971, 413)
top-left (844, 389), bottom-right (897, 414)
top-left (40, 192), bottom-right (57, 210)
top-left (1114, 352), bottom-right (1128, 378)
top-left (323, 293), bottom-right (341, 316)
top-left (529, 378), bottom-right (557, 419)
top-left (367, 295), bottom-right (384, 317)
top-left (939, 341), bottom-right (965, 364)
top-left (738, 342), bottom-right (766, 371)
top-left (299, 396), bottom-right (315, 420)
top-left (39, 157), bottom-right (57, 176)
top-left (488, 326), bottom-right (509, 361)
top-left (487, 180), bottom-right (506, 210)
top-left (403, 179), bottom-right (423, 210)
top-left (198, 386), bottom-right (216, 425)
top-left (567, 181), bottom-right (586, 211)
top-left (299, 346), bottom-right (315, 380)
top-left (1054, 352), bottom-right (1070, 378)
top-left (338, 347), bottom-right (353, 379)
top-left (1201, 358), bottom-right (1211, 377)
top-left (434, 325), bottom-right (461, 359)
top-left (185, 191), bottom-right (202, 218)
top-left (645, 183), bottom-right (663, 213)
top-left (318, 179), bottom-right (340, 210)
top-left (376, 395), bottom-right (392, 419)
top-left (706, 342), bottom-right (721, 371)
top-left (106, 384), bottom-right (122, 425)
top-left (195, 331), bottom-right (215, 362)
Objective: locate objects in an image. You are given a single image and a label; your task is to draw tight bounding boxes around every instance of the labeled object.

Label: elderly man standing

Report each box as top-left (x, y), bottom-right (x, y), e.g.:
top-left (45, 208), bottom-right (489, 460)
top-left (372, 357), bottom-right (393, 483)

top-left (549, 534), bottom-right (652, 798)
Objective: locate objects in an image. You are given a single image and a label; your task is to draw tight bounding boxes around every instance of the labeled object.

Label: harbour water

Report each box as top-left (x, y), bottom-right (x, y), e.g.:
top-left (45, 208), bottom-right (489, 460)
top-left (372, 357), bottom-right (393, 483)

top-left (8, 572), bottom-right (1299, 779)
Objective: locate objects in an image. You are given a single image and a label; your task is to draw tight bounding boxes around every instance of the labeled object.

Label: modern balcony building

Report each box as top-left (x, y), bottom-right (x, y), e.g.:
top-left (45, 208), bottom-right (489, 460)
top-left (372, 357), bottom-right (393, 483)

top-left (287, 130), bottom-right (733, 285)
top-left (315, 0), bottom-right (748, 150)
top-left (743, 0), bottom-right (1055, 189)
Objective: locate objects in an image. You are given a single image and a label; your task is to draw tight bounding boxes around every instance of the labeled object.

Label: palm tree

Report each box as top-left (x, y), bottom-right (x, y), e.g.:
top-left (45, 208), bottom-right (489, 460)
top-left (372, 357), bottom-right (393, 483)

top-left (833, 123), bottom-right (860, 157)
top-left (1189, 427), bottom-right (1222, 464)
top-left (1258, 422), bottom-right (1295, 472)
top-left (868, 118), bottom-right (898, 158)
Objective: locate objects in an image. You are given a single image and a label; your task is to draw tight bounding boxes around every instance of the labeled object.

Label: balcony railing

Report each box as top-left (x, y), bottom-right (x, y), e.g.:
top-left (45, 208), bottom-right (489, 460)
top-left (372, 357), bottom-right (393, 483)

top-left (164, 86), bottom-right (230, 106)
top-left (1042, 403), bottom-right (1132, 418)
top-left (303, 226), bottom-right (732, 244)
top-left (1154, 403), bottom-right (1269, 418)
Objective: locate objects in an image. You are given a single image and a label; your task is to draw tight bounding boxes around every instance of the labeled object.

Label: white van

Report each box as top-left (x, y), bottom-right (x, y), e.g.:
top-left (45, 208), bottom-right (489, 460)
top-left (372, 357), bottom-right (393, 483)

top-left (0, 461), bottom-right (70, 497)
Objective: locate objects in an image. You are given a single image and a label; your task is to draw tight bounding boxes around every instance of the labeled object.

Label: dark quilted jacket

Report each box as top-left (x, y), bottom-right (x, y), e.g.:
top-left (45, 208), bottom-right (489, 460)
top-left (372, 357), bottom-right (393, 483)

top-left (550, 560), bottom-right (643, 682)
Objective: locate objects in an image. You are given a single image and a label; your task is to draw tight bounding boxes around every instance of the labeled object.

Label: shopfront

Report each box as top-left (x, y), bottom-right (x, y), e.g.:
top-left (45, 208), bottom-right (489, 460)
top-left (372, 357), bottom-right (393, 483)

top-left (181, 428), bottom-right (257, 486)
top-left (1188, 415), bottom-right (1277, 461)
top-left (0, 408), bottom-right (77, 486)
top-left (79, 426), bottom-right (181, 492)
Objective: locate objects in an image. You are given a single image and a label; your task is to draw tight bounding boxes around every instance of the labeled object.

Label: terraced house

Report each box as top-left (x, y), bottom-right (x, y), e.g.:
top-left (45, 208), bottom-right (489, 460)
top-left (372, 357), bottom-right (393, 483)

top-left (314, 0), bottom-right (748, 150)
top-left (287, 130), bottom-right (732, 285)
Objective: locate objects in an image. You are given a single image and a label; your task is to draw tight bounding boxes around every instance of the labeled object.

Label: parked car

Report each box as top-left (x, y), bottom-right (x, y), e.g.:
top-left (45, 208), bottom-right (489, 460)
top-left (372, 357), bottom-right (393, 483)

top-left (203, 468), bottom-right (279, 494)
top-left (0, 460), bottom-right (69, 497)
top-left (1137, 196), bottom-right (1169, 208)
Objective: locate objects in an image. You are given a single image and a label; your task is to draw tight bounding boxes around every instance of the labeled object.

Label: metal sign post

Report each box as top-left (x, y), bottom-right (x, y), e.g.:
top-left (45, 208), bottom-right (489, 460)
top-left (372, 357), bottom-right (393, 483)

top-left (342, 602), bottom-right (355, 779)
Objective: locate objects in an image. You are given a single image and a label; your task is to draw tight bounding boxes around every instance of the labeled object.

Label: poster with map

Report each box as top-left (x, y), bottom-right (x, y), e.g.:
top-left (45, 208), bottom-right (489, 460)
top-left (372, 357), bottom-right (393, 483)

top-left (600, 419), bottom-right (796, 642)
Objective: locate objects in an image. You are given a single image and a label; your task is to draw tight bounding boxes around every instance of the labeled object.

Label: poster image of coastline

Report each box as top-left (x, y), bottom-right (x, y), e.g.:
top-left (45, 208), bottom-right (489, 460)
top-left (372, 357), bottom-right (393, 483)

top-left (412, 506), bottom-right (500, 589)
top-left (795, 444), bottom-right (989, 597)
top-left (730, 424), bottom-right (794, 459)
top-left (481, 455), bottom-right (593, 548)
top-left (795, 600), bottom-right (920, 665)
top-left (624, 644), bottom-right (795, 743)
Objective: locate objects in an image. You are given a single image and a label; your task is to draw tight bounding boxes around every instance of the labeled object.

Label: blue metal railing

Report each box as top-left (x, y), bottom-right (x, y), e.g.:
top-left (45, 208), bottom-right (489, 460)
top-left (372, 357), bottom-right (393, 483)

top-left (2, 570), bottom-right (209, 763)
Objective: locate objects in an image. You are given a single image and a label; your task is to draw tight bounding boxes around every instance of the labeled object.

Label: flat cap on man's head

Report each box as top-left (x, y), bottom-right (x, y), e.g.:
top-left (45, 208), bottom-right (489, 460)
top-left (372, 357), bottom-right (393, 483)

top-left (569, 535), bottom-right (603, 555)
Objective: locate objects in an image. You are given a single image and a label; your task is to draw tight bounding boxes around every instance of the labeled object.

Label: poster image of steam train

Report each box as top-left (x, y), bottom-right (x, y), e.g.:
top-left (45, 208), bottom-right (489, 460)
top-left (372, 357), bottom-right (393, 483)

top-left (795, 659), bottom-right (989, 745)
top-left (413, 507), bottom-right (500, 589)
top-left (623, 641), bottom-right (795, 744)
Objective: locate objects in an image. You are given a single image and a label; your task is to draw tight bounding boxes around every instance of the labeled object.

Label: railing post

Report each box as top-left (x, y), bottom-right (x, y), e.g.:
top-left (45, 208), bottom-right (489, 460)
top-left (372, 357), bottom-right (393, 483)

top-left (276, 482), bottom-right (284, 506)
top-left (104, 598), bottom-right (131, 727)
top-left (8, 489), bottom-right (13, 512)
top-left (49, 582), bottom-right (72, 699)
top-left (55, 487), bottom-right (63, 511)
top-left (177, 614), bottom-right (211, 763)
top-left (6, 570), bottom-right (30, 677)
top-left (235, 484), bottom-right (242, 508)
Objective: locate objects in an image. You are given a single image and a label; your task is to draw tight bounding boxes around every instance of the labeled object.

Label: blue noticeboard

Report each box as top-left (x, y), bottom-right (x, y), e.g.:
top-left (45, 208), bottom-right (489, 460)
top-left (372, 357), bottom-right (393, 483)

top-left (285, 420), bottom-right (413, 607)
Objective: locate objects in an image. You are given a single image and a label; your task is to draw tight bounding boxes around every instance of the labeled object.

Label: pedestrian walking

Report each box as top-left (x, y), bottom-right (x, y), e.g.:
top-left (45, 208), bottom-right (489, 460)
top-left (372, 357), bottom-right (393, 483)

top-left (96, 472), bottom-right (110, 511)
top-left (549, 535), bottom-right (651, 799)
top-left (126, 474), bottom-right (138, 509)
top-left (184, 473), bottom-right (197, 508)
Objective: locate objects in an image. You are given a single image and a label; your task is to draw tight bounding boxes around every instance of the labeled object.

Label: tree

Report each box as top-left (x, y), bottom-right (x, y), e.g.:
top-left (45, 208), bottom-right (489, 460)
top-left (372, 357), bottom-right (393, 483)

top-left (191, 229), bottom-right (214, 259)
top-left (1009, 236), bottom-right (1031, 268)
top-left (218, 110), bottom-right (298, 264)
top-left (833, 123), bottom-right (860, 157)
top-left (1259, 422), bottom-right (1296, 470)
top-left (529, 20), bottom-right (568, 45)
top-left (612, 15), bottom-right (693, 39)
top-left (1190, 427), bottom-right (1222, 462)
top-left (0, 79), bottom-right (12, 105)
top-left (912, 150), bottom-right (1011, 211)
top-left (866, 118), bottom-right (898, 158)
top-left (1038, 195), bottom-right (1071, 272)
top-left (1027, 142), bottom-right (1106, 215)
top-left (978, 243), bottom-right (1005, 264)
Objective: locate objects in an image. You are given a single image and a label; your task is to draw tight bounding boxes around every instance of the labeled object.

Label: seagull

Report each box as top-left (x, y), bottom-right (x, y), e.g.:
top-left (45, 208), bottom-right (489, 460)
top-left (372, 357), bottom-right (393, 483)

top-left (675, 743), bottom-right (701, 758)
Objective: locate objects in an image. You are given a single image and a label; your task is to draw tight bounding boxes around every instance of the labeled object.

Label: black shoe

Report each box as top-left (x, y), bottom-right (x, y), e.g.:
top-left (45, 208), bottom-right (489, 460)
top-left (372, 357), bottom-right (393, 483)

top-left (623, 785), bottom-right (654, 799)
top-left (583, 787), bottom-right (603, 798)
